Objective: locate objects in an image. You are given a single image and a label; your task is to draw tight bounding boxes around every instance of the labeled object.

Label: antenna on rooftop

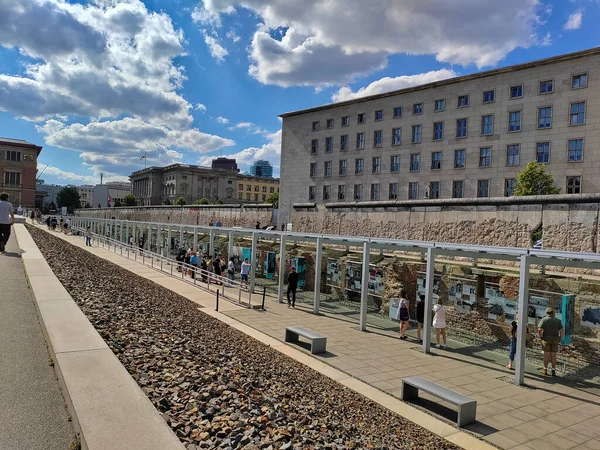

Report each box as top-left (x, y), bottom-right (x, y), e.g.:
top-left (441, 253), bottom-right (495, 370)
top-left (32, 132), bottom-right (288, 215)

top-left (100, 173), bottom-right (104, 185)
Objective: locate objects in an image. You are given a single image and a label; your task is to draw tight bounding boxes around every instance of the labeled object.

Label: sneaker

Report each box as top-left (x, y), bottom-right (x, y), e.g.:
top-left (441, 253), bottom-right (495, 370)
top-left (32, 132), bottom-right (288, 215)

top-left (541, 368), bottom-right (548, 376)
top-left (552, 369), bottom-right (556, 377)
top-left (435, 344), bottom-right (441, 349)
top-left (442, 345), bottom-right (448, 349)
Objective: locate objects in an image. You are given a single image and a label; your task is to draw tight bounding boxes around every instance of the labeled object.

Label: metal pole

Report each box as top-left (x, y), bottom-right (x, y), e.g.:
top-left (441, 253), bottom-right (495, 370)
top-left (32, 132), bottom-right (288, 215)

top-left (515, 255), bottom-right (531, 386)
top-left (216, 290), bottom-right (219, 311)
top-left (167, 225), bottom-right (171, 257)
top-left (209, 229), bottom-right (215, 257)
top-left (278, 235), bottom-right (286, 303)
top-left (423, 248), bottom-right (437, 354)
top-left (228, 230), bottom-right (233, 260)
top-left (179, 226), bottom-right (184, 250)
top-left (359, 241), bottom-right (370, 331)
top-left (193, 228), bottom-right (198, 252)
top-left (313, 237), bottom-right (323, 314)
top-left (262, 287), bottom-right (266, 310)
top-left (249, 232), bottom-right (258, 293)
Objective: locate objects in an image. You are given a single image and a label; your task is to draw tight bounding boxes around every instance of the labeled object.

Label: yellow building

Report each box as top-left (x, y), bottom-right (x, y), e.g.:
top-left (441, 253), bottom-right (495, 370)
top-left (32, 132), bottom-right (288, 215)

top-left (236, 175), bottom-right (279, 203)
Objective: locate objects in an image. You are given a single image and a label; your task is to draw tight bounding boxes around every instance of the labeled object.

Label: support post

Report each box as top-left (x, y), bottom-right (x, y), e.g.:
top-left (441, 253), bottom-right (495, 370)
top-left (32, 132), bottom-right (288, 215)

top-left (209, 229), bottom-right (215, 256)
top-left (359, 241), bottom-right (370, 331)
top-left (148, 223), bottom-right (153, 252)
top-left (249, 232), bottom-right (258, 293)
top-left (313, 237), bottom-right (322, 314)
top-left (278, 235), bottom-right (286, 303)
top-left (179, 226), bottom-right (184, 249)
top-left (515, 255), bottom-right (530, 386)
top-left (422, 248), bottom-right (437, 354)
top-left (167, 225), bottom-right (171, 256)
top-left (193, 228), bottom-right (198, 252)
top-left (228, 230), bottom-right (233, 260)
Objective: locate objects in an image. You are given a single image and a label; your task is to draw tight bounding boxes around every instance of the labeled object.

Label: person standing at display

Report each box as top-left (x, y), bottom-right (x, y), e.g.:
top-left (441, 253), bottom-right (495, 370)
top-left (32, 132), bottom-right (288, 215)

top-left (433, 300), bottom-right (448, 349)
top-left (287, 266), bottom-right (299, 308)
top-left (396, 290), bottom-right (410, 339)
top-left (507, 319), bottom-right (518, 370)
top-left (538, 308), bottom-right (564, 377)
top-left (416, 294), bottom-right (425, 344)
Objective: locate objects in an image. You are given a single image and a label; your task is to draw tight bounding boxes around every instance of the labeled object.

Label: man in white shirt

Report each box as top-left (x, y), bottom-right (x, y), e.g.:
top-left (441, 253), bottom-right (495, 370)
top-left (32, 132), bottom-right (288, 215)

top-left (0, 192), bottom-right (15, 253)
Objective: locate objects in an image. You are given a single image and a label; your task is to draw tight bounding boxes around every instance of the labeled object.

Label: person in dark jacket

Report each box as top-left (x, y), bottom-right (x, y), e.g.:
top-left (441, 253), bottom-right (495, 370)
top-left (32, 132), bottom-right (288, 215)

top-left (287, 266), bottom-right (299, 308)
top-left (416, 294), bottom-right (425, 344)
top-left (396, 290), bottom-right (410, 339)
top-left (213, 255), bottom-right (222, 283)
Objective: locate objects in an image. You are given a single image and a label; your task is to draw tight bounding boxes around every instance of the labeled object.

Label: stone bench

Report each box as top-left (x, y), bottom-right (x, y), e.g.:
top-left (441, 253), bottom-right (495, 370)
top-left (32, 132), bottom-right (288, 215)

top-left (401, 376), bottom-right (477, 427)
top-left (285, 326), bottom-right (327, 354)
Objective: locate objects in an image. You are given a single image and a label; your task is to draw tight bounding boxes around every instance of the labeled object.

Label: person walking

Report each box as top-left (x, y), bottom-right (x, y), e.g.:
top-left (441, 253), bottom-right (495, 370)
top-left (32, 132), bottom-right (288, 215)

top-left (240, 257), bottom-right (251, 288)
top-left (85, 227), bottom-right (93, 246)
top-left (416, 294), bottom-right (425, 344)
top-left (433, 300), bottom-right (448, 349)
top-left (538, 308), bottom-right (564, 376)
top-left (287, 266), bottom-right (298, 308)
top-left (0, 192), bottom-right (15, 253)
top-left (213, 255), bottom-right (222, 283)
top-left (227, 257), bottom-right (235, 284)
top-left (506, 318), bottom-right (518, 370)
top-left (396, 290), bottom-right (410, 339)
top-left (63, 217), bottom-right (70, 234)
top-left (190, 251), bottom-right (198, 279)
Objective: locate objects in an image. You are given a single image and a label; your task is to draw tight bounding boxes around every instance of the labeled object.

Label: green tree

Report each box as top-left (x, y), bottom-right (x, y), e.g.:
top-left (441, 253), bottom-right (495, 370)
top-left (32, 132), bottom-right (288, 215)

top-left (265, 192), bottom-right (279, 207)
top-left (194, 197), bottom-right (209, 205)
top-left (214, 198), bottom-right (224, 205)
top-left (113, 198), bottom-right (123, 207)
top-left (56, 186), bottom-right (81, 213)
top-left (174, 196), bottom-right (187, 206)
top-left (124, 194), bottom-right (137, 206)
top-left (514, 162), bottom-right (560, 196)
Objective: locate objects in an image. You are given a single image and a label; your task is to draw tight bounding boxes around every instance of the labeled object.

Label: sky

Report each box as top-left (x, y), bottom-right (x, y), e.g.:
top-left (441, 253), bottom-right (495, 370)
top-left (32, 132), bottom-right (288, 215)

top-left (0, 0), bottom-right (598, 186)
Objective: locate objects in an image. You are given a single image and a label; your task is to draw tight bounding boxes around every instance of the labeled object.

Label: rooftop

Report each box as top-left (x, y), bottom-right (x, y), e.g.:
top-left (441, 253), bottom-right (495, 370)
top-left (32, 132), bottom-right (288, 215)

top-left (0, 137), bottom-right (43, 151)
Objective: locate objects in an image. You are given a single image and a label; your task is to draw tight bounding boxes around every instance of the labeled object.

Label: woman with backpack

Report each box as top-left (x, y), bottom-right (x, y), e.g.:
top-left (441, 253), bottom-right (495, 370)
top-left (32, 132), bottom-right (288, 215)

top-left (396, 290), bottom-right (410, 340)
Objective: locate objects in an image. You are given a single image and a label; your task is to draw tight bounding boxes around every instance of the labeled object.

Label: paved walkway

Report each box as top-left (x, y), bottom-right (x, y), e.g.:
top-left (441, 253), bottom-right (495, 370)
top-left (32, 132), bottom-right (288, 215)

top-left (37, 225), bottom-right (600, 449)
top-left (0, 230), bottom-right (75, 449)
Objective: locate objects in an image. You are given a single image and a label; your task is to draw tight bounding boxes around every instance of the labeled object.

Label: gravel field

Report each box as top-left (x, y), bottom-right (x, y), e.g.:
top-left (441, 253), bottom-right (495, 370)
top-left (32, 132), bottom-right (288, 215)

top-left (28, 226), bottom-right (460, 450)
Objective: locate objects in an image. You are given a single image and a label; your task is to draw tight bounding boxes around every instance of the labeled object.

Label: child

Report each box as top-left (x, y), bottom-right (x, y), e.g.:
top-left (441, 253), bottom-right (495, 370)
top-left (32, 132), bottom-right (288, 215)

top-left (85, 227), bottom-right (92, 247)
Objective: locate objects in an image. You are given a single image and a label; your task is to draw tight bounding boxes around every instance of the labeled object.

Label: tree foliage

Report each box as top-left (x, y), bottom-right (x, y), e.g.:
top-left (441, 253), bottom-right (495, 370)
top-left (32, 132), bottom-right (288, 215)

top-left (56, 186), bottom-right (81, 213)
top-left (175, 196), bottom-right (187, 206)
top-left (214, 198), bottom-right (224, 205)
top-left (194, 197), bottom-right (209, 205)
top-left (113, 198), bottom-right (123, 207)
top-left (265, 192), bottom-right (279, 207)
top-left (124, 194), bottom-right (137, 206)
top-left (514, 162), bottom-right (560, 196)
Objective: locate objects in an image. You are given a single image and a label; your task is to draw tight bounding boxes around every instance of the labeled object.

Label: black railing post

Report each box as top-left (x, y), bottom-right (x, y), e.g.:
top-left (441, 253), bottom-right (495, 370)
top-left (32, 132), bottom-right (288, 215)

top-left (216, 290), bottom-right (219, 312)
top-left (262, 287), bottom-right (266, 310)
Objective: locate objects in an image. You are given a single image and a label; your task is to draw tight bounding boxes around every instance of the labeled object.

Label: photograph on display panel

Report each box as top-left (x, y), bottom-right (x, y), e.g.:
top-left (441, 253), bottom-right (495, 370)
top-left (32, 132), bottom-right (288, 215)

top-left (345, 261), bottom-right (385, 297)
top-left (326, 259), bottom-right (342, 287)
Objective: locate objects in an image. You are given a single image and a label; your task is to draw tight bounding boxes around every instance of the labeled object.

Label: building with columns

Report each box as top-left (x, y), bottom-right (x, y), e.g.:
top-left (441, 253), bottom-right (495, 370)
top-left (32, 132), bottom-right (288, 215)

top-left (0, 137), bottom-right (42, 207)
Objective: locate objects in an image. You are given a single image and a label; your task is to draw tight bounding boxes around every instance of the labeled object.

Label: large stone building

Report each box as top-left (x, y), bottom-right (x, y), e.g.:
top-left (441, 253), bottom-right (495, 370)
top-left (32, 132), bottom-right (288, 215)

top-left (94, 181), bottom-right (131, 208)
top-left (237, 174), bottom-right (280, 203)
top-left (278, 47), bottom-right (600, 226)
top-left (76, 185), bottom-right (94, 208)
top-left (0, 137), bottom-right (42, 207)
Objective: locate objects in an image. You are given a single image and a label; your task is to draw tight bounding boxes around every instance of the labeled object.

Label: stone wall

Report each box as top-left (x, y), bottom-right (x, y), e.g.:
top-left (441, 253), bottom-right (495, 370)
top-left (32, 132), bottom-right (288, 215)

top-left (292, 194), bottom-right (600, 252)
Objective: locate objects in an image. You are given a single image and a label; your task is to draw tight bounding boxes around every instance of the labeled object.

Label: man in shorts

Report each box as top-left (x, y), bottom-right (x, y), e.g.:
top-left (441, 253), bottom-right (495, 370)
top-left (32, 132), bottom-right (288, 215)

top-left (538, 307), bottom-right (564, 376)
top-left (0, 192), bottom-right (14, 253)
top-left (240, 257), bottom-right (251, 288)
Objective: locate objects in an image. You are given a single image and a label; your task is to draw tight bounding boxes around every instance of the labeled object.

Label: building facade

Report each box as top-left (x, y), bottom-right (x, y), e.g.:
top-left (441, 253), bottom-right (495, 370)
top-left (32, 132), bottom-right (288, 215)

top-left (211, 157), bottom-right (239, 173)
top-left (278, 47), bottom-right (600, 225)
top-left (0, 138), bottom-right (42, 207)
top-left (249, 160), bottom-right (274, 178)
top-left (237, 175), bottom-right (280, 203)
top-left (76, 185), bottom-right (94, 208)
top-left (93, 181), bottom-right (131, 208)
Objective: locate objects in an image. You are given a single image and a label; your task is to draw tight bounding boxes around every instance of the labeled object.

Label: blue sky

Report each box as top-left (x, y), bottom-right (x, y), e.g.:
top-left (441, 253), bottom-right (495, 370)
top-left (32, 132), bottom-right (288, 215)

top-left (0, 0), bottom-right (598, 185)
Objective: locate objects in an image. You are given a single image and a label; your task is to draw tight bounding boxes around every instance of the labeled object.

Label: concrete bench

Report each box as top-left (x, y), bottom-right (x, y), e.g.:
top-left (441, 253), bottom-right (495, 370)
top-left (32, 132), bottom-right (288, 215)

top-left (285, 326), bottom-right (327, 354)
top-left (401, 376), bottom-right (477, 427)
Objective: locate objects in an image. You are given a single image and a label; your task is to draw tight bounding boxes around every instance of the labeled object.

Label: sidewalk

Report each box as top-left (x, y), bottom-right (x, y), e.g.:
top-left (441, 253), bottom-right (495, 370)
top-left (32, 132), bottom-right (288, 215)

top-left (0, 231), bottom-right (75, 449)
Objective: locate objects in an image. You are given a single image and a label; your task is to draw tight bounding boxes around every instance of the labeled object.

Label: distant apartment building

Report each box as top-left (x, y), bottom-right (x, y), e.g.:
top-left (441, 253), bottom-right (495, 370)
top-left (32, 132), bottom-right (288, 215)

top-left (36, 179), bottom-right (62, 207)
top-left (237, 174), bottom-right (280, 203)
top-left (211, 157), bottom-right (239, 173)
top-left (278, 47), bottom-right (600, 225)
top-left (0, 137), bottom-right (42, 207)
top-left (76, 185), bottom-right (94, 207)
top-left (249, 160), bottom-right (274, 178)
top-left (93, 181), bottom-right (131, 208)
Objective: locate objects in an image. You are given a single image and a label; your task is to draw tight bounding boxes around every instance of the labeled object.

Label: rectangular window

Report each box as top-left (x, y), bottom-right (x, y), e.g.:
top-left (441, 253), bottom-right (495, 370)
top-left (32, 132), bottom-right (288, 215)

top-left (433, 122), bottom-right (444, 140)
top-left (410, 153), bottom-right (420, 171)
top-left (355, 158), bottom-right (364, 174)
top-left (567, 176), bottom-right (581, 194)
top-left (509, 111), bottom-right (521, 132)
top-left (357, 113), bottom-right (366, 124)
top-left (373, 130), bottom-right (382, 147)
top-left (309, 186), bottom-right (316, 200)
top-left (370, 184), bottom-right (380, 200)
top-left (507, 144), bottom-right (520, 166)
top-left (254, 185), bottom-right (260, 192)
top-left (339, 159), bottom-right (347, 176)
top-left (354, 184), bottom-right (362, 200)
top-left (246, 185), bottom-right (251, 191)
top-left (572, 74), bottom-right (587, 89)
top-left (323, 185), bottom-right (330, 201)
top-left (375, 110), bottom-right (383, 121)
top-left (246, 193), bottom-right (251, 201)
top-left (262, 194), bottom-right (266, 201)
top-left (389, 183), bottom-right (398, 200)
top-left (311, 139), bottom-right (318, 153)
top-left (505, 178), bottom-right (517, 197)
top-left (262, 186), bottom-right (267, 192)
top-left (540, 80), bottom-right (553, 94)
top-left (6, 151), bottom-right (21, 161)
top-left (270, 187), bottom-right (274, 193)
top-left (238, 184), bottom-right (243, 191)
top-left (477, 180), bottom-right (490, 198)
top-left (412, 125), bottom-right (421, 143)
top-left (326, 119), bottom-right (334, 129)
top-left (324, 160), bottom-right (332, 177)
top-left (429, 181), bottom-right (440, 199)
top-left (3, 171), bottom-right (21, 185)
top-left (312, 121), bottom-right (319, 131)
top-left (338, 185), bottom-right (345, 201)
top-left (356, 133), bottom-right (365, 149)
top-left (479, 147), bottom-right (492, 167)
top-left (392, 128), bottom-right (401, 145)
top-left (325, 136), bottom-right (333, 152)
top-left (536, 142), bottom-right (550, 163)
top-left (431, 151), bottom-right (442, 170)
top-left (372, 157), bottom-right (381, 174)
top-left (254, 193), bottom-right (259, 201)
top-left (456, 118), bottom-right (467, 138)
top-left (342, 116), bottom-right (349, 127)
top-left (393, 106), bottom-right (402, 118)
top-left (570, 102), bottom-right (586, 125)
top-left (510, 85), bottom-right (523, 98)
top-left (483, 90), bottom-right (495, 103)
top-left (413, 103), bottom-right (423, 115)
top-left (538, 107), bottom-right (552, 129)
top-left (238, 192), bottom-right (243, 200)
top-left (481, 115), bottom-right (494, 135)
top-left (310, 162), bottom-right (317, 177)
top-left (568, 139), bottom-right (583, 162)
top-left (340, 134), bottom-right (349, 151)
top-left (454, 149), bottom-right (465, 169)
top-left (458, 94), bottom-right (469, 107)
top-left (434, 99), bottom-right (445, 112)
top-left (390, 155), bottom-right (400, 173)
top-left (408, 182), bottom-right (418, 200)
top-left (452, 180), bottom-right (463, 199)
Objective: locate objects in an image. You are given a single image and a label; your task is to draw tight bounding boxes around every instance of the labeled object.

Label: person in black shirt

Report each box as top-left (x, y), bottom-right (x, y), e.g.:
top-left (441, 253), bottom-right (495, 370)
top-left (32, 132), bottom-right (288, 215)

top-left (287, 266), bottom-right (299, 307)
top-left (416, 294), bottom-right (425, 344)
top-left (213, 255), bottom-right (222, 283)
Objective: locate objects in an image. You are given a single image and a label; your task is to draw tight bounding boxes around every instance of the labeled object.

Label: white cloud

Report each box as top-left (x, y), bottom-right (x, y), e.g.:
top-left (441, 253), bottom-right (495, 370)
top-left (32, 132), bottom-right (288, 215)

top-left (226, 29), bottom-right (241, 43)
top-left (564, 10), bottom-right (583, 30)
top-left (41, 165), bottom-right (98, 185)
top-left (196, 0), bottom-right (547, 87)
top-left (332, 69), bottom-right (458, 102)
top-left (202, 30), bottom-right (228, 62)
top-left (234, 122), bottom-right (252, 129)
top-left (195, 103), bottom-right (207, 112)
top-left (217, 116), bottom-right (230, 124)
